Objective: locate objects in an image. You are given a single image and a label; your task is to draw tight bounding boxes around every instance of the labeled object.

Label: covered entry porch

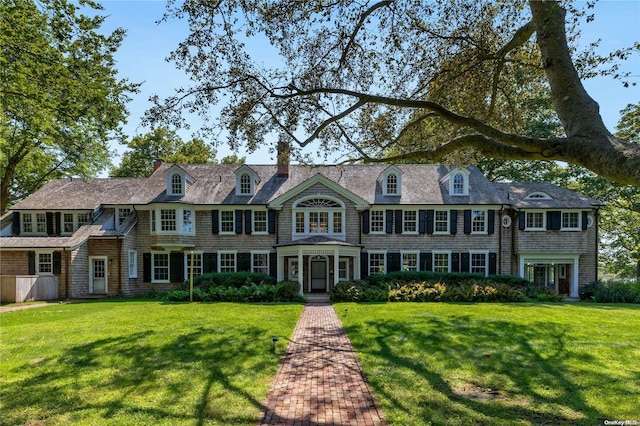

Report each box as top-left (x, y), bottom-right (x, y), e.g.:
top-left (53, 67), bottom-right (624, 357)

top-left (275, 238), bottom-right (362, 296)
top-left (519, 254), bottom-right (580, 298)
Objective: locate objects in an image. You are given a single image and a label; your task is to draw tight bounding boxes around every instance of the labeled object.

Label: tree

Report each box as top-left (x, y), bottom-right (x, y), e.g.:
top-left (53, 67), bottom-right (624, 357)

top-left (110, 128), bottom-right (217, 177)
top-left (146, 0), bottom-right (639, 185)
top-left (0, 0), bottom-right (138, 213)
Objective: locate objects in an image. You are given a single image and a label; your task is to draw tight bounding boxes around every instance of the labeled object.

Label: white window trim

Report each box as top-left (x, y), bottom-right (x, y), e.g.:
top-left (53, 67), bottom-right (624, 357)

top-left (433, 209), bottom-right (450, 235)
top-left (369, 209), bottom-right (386, 234)
top-left (21, 212), bottom-right (48, 236)
top-left (525, 209), bottom-right (546, 231)
top-left (252, 210), bottom-right (269, 235)
top-left (150, 207), bottom-right (196, 235)
top-left (151, 251), bottom-right (170, 284)
top-left (236, 172), bottom-right (254, 196)
top-left (35, 250), bottom-right (54, 275)
top-left (449, 169), bottom-right (470, 196)
top-left (288, 258), bottom-right (299, 280)
top-left (218, 250), bottom-right (237, 273)
top-left (401, 250), bottom-right (420, 271)
top-left (383, 172), bottom-right (401, 196)
top-left (432, 250), bottom-right (451, 273)
top-left (338, 258), bottom-right (351, 281)
top-left (368, 251), bottom-right (387, 275)
top-left (128, 250), bottom-right (138, 279)
top-left (117, 208), bottom-right (132, 227)
top-left (184, 251), bottom-right (203, 281)
top-left (471, 209), bottom-right (488, 234)
top-left (469, 250), bottom-right (489, 277)
top-left (251, 251), bottom-right (270, 274)
top-left (167, 172), bottom-right (185, 196)
top-left (561, 210), bottom-right (581, 231)
top-left (402, 210), bottom-right (419, 235)
top-left (219, 209), bottom-right (236, 235)
top-left (525, 192), bottom-right (552, 200)
top-left (292, 196), bottom-right (346, 240)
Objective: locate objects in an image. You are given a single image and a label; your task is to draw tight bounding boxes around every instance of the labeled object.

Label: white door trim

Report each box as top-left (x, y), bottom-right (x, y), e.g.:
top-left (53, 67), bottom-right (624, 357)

top-left (89, 256), bottom-right (108, 294)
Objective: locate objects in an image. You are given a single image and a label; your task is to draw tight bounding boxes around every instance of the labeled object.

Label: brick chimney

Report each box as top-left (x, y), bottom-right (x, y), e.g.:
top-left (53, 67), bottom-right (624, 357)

top-left (152, 159), bottom-right (163, 172)
top-left (277, 139), bottom-right (290, 178)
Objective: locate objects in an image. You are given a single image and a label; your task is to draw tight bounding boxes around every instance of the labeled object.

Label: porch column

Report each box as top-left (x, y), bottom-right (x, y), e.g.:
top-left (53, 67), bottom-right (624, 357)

top-left (277, 254), bottom-right (285, 282)
top-left (298, 250), bottom-right (304, 295)
top-left (355, 253), bottom-right (361, 280)
top-left (571, 257), bottom-right (579, 298)
top-left (333, 250), bottom-right (340, 287)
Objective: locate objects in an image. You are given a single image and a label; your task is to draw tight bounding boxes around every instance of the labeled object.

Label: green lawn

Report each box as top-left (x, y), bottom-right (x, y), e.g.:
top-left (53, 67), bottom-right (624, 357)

top-left (336, 302), bottom-right (640, 425)
top-left (0, 300), bottom-right (303, 425)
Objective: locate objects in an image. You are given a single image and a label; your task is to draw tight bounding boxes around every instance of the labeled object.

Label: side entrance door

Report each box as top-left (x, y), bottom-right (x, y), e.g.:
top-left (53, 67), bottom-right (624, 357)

top-left (310, 257), bottom-right (327, 292)
top-left (90, 257), bottom-right (108, 294)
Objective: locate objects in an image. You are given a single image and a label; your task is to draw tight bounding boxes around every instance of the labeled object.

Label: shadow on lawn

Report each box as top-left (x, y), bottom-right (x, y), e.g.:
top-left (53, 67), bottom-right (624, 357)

top-left (345, 314), bottom-right (611, 424)
top-left (2, 326), bottom-right (275, 425)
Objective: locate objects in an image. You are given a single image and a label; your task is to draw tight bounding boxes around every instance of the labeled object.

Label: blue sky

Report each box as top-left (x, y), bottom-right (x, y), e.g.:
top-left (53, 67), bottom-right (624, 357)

top-left (99, 0), bottom-right (640, 166)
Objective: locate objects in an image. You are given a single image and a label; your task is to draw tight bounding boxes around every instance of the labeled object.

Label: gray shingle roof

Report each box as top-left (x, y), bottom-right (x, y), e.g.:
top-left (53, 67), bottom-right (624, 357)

top-left (493, 182), bottom-right (604, 209)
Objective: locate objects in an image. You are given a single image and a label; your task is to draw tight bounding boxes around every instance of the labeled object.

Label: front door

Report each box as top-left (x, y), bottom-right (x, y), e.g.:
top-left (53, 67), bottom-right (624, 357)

top-left (90, 257), bottom-right (107, 294)
top-left (310, 257), bottom-right (327, 292)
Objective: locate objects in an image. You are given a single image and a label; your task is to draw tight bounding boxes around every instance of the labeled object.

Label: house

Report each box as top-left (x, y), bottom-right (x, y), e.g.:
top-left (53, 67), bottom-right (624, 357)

top-left (0, 160), bottom-right (602, 301)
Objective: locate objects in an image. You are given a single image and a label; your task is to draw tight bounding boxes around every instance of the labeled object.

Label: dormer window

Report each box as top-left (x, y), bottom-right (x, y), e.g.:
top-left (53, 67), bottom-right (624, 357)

top-left (381, 166), bottom-right (403, 196)
top-left (234, 165), bottom-right (260, 196)
top-left (170, 173), bottom-right (183, 195)
top-left (165, 165), bottom-right (194, 197)
top-left (525, 192), bottom-right (552, 200)
top-left (447, 168), bottom-right (470, 196)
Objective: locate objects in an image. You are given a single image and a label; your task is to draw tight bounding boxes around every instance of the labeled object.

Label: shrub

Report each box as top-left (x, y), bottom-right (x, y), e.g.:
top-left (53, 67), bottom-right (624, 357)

top-left (160, 280), bottom-right (305, 303)
top-left (192, 272), bottom-right (276, 291)
top-left (580, 280), bottom-right (640, 303)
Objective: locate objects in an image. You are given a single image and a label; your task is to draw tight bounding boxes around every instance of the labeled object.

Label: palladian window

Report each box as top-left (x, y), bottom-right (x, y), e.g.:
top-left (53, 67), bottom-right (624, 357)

top-left (292, 197), bottom-right (345, 240)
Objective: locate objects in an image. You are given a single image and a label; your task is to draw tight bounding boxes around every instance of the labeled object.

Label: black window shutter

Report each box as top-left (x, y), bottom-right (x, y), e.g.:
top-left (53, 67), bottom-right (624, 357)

top-left (46, 212), bottom-right (54, 235)
top-left (420, 253), bottom-right (433, 272)
top-left (426, 210), bottom-right (434, 234)
top-left (55, 212), bottom-right (61, 235)
top-left (388, 252), bottom-right (401, 272)
top-left (450, 210), bottom-right (458, 234)
top-left (360, 252), bottom-right (369, 278)
top-left (487, 210), bottom-right (495, 234)
top-left (212, 210), bottom-right (219, 234)
top-left (385, 210), bottom-right (393, 234)
top-left (203, 252), bottom-right (217, 273)
top-left (463, 210), bottom-right (472, 234)
top-left (461, 253), bottom-right (470, 273)
top-left (143, 253), bottom-right (152, 282)
top-left (519, 212), bottom-right (526, 230)
top-left (582, 211), bottom-right (588, 230)
top-left (418, 210), bottom-right (426, 234)
top-left (235, 210), bottom-right (243, 234)
top-left (238, 252), bottom-right (251, 272)
top-left (395, 210), bottom-right (403, 234)
top-left (268, 210), bottom-right (276, 234)
top-left (269, 253), bottom-right (277, 277)
top-left (245, 210), bottom-right (252, 234)
top-left (362, 210), bottom-right (370, 234)
top-left (28, 251), bottom-right (36, 275)
top-left (12, 212), bottom-right (20, 235)
top-left (489, 253), bottom-right (497, 275)
top-left (547, 211), bottom-right (561, 230)
top-left (53, 251), bottom-right (62, 274)
top-left (170, 252), bottom-right (184, 283)
top-left (451, 253), bottom-right (460, 272)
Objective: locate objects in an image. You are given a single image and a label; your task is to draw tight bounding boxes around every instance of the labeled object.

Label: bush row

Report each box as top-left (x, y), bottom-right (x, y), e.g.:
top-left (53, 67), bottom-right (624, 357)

top-left (330, 271), bottom-right (563, 303)
top-left (164, 281), bottom-right (305, 303)
top-left (579, 280), bottom-right (640, 303)
top-left (192, 272), bottom-right (276, 290)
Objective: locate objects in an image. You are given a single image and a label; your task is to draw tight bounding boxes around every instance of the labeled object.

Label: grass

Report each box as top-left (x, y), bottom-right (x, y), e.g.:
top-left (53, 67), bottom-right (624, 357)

top-left (0, 300), bottom-right (304, 425)
top-left (336, 302), bottom-right (640, 425)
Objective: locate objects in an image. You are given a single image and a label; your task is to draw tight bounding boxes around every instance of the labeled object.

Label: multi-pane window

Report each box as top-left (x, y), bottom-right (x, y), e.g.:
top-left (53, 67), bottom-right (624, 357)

top-left (433, 252), bottom-right (450, 273)
top-left (295, 212), bottom-right (305, 233)
top-left (221, 211), bottom-right (235, 233)
top-left (22, 213), bottom-right (33, 233)
top-left (333, 211), bottom-right (342, 233)
top-left (562, 212), bottom-right (580, 230)
top-left (182, 210), bottom-right (193, 233)
top-left (309, 211), bottom-right (329, 233)
top-left (471, 253), bottom-right (488, 276)
top-left (338, 259), bottom-right (350, 280)
top-left (128, 250), bottom-right (138, 278)
top-left (219, 252), bottom-right (236, 272)
top-left (252, 252), bottom-right (269, 274)
top-left (36, 213), bottom-right (47, 233)
top-left (452, 173), bottom-right (465, 195)
top-left (369, 252), bottom-right (386, 275)
top-left (471, 210), bottom-right (486, 233)
top-left (370, 210), bottom-right (384, 233)
top-left (63, 213), bottom-right (75, 233)
top-left (185, 252), bottom-right (203, 278)
top-left (293, 197), bottom-right (344, 238)
top-left (77, 213), bottom-right (90, 225)
top-left (153, 253), bottom-right (169, 282)
top-left (160, 209), bottom-right (177, 231)
top-left (37, 252), bottom-right (53, 274)
top-left (253, 210), bottom-right (267, 233)
top-left (526, 211), bottom-right (544, 230)
top-left (118, 208), bottom-right (132, 226)
top-left (403, 211), bottom-right (417, 233)
top-left (386, 173), bottom-right (398, 194)
top-left (239, 173), bottom-right (251, 194)
top-left (402, 252), bottom-right (418, 271)
top-left (171, 173), bottom-right (183, 195)
top-left (435, 210), bottom-right (449, 233)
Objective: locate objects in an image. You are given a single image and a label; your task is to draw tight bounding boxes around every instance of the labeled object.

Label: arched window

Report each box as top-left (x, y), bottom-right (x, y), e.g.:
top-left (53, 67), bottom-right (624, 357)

top-left (239, 173), bottom-right (251, 194)
top-left (171, 173), bottom-right (183, 195)
top-left (452, 173), bottom-right (465, 195)
top-left (386, 173), bottom-right (398, 195)
top-left (293, 196), bottom-right (345, 239)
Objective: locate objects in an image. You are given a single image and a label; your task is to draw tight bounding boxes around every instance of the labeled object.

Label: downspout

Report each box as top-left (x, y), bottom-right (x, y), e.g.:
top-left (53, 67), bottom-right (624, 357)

top-left (498, 206), bottom-right (504, 275)
top-left (117, 236), bottom-right (122, 297)
top-left (512, 209), bottom-right (518, 274)
top-left (594, 207), bottom-right (600, 282)
top-left (64, 247), bottom-right (70, 300)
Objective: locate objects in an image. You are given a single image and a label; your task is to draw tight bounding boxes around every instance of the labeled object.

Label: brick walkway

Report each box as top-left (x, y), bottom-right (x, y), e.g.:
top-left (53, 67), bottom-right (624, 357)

top-left (258, 303), bottom-right (385, 426)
